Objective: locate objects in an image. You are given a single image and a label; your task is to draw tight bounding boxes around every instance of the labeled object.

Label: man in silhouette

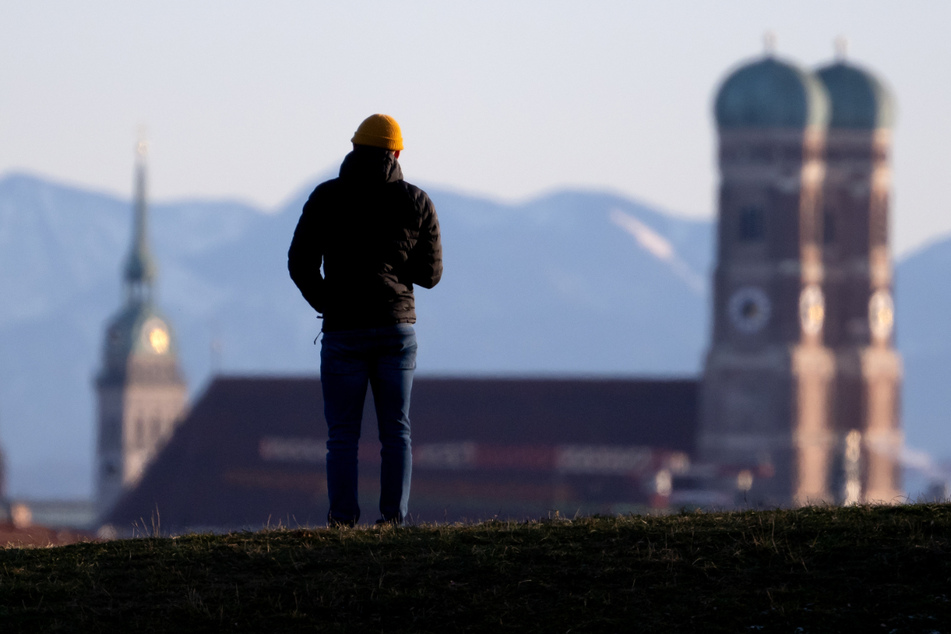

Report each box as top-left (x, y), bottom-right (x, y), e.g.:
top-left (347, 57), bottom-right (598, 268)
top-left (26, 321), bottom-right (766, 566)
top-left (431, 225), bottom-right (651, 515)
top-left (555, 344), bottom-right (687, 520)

top-left (288, 114), bottom-right (442, 527)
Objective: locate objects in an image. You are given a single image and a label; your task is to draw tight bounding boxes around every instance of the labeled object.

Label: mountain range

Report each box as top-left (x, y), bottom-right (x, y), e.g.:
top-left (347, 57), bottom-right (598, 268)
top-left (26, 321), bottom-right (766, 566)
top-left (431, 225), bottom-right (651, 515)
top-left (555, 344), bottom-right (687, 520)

top-left (0, 171), bottom-right (946, 498)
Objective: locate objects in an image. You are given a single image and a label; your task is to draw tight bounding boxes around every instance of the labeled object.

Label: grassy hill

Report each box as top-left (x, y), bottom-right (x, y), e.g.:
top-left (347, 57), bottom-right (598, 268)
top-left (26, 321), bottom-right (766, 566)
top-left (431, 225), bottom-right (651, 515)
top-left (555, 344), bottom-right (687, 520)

top-left (1, 504), bottom-right (949, 632)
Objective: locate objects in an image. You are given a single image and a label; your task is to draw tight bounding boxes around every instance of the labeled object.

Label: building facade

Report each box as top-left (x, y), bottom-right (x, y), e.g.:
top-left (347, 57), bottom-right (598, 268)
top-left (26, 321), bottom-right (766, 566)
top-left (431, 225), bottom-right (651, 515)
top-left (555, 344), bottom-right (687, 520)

top-left (698, 49), bottom-right (901, 506)
top-left (95, 141), bottom-right (187, 519)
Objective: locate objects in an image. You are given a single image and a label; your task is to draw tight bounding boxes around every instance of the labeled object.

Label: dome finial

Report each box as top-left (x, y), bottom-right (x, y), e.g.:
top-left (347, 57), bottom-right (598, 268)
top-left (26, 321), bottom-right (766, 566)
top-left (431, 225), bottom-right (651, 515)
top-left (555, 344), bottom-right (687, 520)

top-left (763, 30), bottom-right (777, 55)
top-left (834, 36), bottom-right (849, 61)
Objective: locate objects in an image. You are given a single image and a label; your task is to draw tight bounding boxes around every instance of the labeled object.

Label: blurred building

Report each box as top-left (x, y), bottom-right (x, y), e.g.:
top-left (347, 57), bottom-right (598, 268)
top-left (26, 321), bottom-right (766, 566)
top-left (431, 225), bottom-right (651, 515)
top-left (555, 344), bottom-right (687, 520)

top-left (0, 507), bottom-right (94, 547)
top-left (698, 43), bottom-right (902, 506)
top-left (94, 141), bottom-right (188, 520)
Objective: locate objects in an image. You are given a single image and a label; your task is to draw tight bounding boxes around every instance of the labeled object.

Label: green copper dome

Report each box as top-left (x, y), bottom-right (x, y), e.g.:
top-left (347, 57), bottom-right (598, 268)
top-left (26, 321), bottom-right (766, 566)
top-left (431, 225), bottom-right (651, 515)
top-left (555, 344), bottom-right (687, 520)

top-left (102, 301), bottom-right (179, 364)
top-left (715, 56), bottom-right (830, 129)
top-left (816, 61), bottom-right (894, 129)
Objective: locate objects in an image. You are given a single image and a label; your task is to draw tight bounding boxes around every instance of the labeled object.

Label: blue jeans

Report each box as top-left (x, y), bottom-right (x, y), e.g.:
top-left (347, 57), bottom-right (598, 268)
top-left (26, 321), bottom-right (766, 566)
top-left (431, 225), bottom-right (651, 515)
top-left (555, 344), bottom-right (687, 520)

top-left (320, 324), bottom-right (417, 525)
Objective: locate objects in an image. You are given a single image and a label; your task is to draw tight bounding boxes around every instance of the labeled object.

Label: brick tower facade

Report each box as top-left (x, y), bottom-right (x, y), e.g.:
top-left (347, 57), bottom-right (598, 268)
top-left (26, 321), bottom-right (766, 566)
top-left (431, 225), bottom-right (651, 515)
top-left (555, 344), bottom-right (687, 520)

top-left (817, 57), bottom-right (902, 504)
top-left (698, 49), bottom-right (901, 507)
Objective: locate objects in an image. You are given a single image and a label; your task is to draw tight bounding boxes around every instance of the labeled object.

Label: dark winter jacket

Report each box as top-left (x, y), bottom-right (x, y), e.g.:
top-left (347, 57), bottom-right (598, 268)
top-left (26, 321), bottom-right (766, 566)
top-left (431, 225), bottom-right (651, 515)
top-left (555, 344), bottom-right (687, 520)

top-left (288, 146), bottom-right (442, 331)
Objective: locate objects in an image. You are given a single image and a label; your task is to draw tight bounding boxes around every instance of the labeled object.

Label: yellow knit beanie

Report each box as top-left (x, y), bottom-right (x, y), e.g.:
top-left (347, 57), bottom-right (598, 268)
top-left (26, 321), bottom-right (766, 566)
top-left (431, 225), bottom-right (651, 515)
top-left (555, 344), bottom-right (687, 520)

top-left (351, 114), bottom-right (404, 151)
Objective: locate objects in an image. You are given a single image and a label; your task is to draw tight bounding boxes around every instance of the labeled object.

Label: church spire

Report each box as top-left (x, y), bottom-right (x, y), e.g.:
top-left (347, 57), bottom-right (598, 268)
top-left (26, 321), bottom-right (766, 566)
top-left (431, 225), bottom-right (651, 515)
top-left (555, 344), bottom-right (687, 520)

top-left (123, 136), bottom-right (157, 303)
top-left (96, 137), bottom-right (188, 522)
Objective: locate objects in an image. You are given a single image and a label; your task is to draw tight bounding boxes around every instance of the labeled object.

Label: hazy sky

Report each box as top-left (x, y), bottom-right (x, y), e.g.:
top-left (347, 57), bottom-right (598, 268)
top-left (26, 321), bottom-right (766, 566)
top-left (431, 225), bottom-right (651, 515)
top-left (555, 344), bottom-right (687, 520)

top-left (2, 1), bottom-right (948, 256)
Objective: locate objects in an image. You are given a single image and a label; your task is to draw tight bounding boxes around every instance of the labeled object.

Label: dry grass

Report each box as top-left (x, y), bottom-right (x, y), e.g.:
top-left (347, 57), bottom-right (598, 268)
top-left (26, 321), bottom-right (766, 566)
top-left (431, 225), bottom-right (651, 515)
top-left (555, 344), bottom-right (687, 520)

top-left (1, 504), bottom-right (949, 632)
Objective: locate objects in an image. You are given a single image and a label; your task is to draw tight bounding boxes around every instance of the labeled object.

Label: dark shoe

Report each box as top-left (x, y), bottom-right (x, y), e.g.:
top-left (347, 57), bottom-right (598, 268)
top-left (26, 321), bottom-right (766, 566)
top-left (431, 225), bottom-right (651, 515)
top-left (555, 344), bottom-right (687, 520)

top-left (375, 517), bottom-right (402, 527)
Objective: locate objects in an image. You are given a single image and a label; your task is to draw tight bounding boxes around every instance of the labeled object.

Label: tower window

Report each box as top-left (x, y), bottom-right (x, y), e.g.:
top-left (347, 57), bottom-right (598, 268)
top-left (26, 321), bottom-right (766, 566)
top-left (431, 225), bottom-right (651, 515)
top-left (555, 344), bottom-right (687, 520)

top-left (738, 206), bottom-right (765, 242)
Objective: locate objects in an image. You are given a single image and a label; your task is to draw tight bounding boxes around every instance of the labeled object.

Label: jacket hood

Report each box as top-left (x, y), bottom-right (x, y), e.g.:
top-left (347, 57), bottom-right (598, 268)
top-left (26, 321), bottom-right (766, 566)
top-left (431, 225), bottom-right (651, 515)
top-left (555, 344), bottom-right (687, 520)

top-left (339, 146), bottom-right (403, 184)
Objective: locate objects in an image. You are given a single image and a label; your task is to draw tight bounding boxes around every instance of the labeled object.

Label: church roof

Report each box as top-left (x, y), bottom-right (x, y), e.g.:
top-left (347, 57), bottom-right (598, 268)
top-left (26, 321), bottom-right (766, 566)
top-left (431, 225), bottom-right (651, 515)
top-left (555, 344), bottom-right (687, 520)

top-left (714, 55), bottom-right (830, 130)
top-left (816, 60), bottom-right (895, 130)
top-left (103, 376), bottom-right (699, 532)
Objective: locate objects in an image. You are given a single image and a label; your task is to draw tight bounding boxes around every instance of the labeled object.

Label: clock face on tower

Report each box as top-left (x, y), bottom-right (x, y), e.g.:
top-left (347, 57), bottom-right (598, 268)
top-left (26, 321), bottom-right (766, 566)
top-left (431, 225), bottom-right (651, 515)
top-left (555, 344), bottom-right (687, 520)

top-left (869, 289), bottom-right (894, 341)
top-left (799, 284), bottom-right (825, 336)
top-left (141, 317), bottom-right (170, 355)
top-left (728, 286), bottom-right (771, 334)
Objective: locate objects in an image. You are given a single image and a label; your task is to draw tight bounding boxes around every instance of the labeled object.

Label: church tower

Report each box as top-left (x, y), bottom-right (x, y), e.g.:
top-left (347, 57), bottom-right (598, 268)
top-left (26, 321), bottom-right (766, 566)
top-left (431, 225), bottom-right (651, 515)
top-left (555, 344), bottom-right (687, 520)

top-left (817, 47), bottom-right (902, 504)
top-left (95, 140), bottom-right (187, 518)
top-left (697, 49), bottom-right (837, 506)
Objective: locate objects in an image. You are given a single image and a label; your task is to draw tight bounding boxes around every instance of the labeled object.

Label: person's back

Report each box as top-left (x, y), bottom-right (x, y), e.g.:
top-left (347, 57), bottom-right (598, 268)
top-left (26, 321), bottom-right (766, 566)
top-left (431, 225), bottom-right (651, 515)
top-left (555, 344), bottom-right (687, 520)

top-left (288, 114), bottom-right (442, 526)
top-left (295, 146), bottom-right (441, 331)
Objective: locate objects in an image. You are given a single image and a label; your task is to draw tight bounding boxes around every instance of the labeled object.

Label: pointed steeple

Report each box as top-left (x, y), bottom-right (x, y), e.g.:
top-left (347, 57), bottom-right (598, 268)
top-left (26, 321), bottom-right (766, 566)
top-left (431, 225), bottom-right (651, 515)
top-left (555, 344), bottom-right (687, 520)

top-left (123, 137), bottom-right (157, 303)
top-left (97, 136), bottom-right (188, 520)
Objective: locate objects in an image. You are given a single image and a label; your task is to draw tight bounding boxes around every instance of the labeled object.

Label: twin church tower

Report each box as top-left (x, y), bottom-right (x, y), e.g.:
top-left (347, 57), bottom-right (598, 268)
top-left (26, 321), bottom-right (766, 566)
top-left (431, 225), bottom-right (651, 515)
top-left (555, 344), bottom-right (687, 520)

top-left (699, 44), bottom-right (902, 506)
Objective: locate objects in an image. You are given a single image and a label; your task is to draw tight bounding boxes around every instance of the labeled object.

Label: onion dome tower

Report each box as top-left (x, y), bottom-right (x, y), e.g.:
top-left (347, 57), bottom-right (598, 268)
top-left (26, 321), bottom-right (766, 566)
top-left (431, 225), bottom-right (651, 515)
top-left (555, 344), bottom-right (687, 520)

top-left (817, 42), bottom-right (902, 504)
top-left (95, 139), bottom-right (187, 519)
top-left (698, 43), bottom-right (837, 506)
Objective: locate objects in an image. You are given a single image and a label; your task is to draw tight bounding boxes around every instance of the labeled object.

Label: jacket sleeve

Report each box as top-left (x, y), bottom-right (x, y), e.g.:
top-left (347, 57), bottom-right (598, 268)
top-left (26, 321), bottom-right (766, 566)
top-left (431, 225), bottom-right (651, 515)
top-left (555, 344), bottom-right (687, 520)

top-left (287, 192), bottom-right (326, 314)
top-left (409, 191), bottom-right (443, 289)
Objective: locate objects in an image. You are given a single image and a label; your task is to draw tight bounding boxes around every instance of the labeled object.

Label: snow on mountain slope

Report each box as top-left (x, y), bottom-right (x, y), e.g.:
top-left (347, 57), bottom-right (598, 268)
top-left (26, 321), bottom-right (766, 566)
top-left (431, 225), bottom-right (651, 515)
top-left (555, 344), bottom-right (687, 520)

top-left (417, 189), bottom-right (711, 375)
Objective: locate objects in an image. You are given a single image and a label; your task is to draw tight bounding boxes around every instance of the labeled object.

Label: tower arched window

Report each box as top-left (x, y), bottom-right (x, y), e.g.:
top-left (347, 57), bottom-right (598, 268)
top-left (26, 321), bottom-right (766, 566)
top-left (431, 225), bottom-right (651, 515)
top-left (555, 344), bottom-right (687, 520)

top-left (738, 206), bottom-right (765, 242)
